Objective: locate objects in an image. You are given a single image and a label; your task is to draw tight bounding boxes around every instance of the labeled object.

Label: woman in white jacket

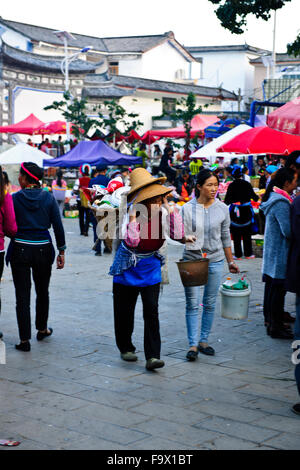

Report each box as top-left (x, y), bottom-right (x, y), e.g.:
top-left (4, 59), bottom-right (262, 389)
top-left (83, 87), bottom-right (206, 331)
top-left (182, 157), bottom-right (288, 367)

top-left (181, 169), bottom-right (239, 361)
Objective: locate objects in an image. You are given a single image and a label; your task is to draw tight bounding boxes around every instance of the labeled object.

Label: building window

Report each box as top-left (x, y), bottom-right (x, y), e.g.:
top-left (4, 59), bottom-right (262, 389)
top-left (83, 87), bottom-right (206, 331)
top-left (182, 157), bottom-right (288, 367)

top-left (175, 69), bottom-right (186, 80)
top-left (109, 62), bottom-right (119, 75)
top-left (162, 98), bottom-right (176, 115)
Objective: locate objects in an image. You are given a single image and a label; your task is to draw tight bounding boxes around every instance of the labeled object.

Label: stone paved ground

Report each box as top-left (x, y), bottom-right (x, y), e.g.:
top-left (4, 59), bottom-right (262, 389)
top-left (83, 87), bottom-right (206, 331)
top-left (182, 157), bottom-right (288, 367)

top-left (0, 218), bottom-right (299, 451)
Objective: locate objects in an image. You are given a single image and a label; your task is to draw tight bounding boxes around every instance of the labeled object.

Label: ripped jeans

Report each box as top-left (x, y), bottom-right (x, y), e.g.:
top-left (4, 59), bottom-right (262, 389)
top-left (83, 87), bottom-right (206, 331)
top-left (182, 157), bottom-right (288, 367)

top-left (184, 260), bottom-right (224, 346)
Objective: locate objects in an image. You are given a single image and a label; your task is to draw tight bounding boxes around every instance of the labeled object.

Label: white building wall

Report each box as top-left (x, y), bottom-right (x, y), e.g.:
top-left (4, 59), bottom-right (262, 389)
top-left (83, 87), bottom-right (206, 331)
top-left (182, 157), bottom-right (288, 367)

top-left (0, 27), bottom-right (31, 51)
top-left (119, 93), bottom-right (162, 133)
top-left (192, 50), bottom-right (258, 111)
top-left (118, 56), bottom-right (143, 77)
top-left (13, 87), bottom-right (65, 143)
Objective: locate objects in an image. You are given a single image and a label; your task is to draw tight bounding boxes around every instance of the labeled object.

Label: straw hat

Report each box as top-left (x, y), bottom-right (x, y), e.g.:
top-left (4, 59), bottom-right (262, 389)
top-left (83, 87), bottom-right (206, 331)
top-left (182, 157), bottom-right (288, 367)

top-left (127, 168), bottom-right (171, 204)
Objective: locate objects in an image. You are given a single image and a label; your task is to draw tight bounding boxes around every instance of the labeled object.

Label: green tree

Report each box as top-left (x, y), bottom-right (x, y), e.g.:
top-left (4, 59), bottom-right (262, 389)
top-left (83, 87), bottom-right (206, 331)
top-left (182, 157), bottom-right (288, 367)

top-left (208, 0), bottom-right (300, 56)
top-left (97, 99), bottom-right (144, 147)
top-left (44, 91), bottom-right (99, 141)
top-left (171, 93), bottom-right (208, 156)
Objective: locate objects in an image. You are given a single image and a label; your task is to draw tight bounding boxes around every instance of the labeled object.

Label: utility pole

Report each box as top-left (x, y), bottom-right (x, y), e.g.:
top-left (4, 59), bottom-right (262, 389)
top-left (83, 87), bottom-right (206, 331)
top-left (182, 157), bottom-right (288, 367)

top-left (237, 88), bottom-right (242, 113)
top-left (272, 9), bottom-right (277, 79)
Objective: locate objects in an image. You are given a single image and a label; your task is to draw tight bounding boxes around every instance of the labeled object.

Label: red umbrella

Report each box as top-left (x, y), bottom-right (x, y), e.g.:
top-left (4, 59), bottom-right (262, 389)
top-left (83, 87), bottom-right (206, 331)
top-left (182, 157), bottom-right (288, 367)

top-left (34, 120), bottom-right (84, 135)
top-left (267, 97), bottom-right (300, 135)
top-left (0, 113), bottom-right (44, 135)
top-left (141, 131), bottom-right (159, 145)
top-left (125, 129), bottom-right (141, 144)
top-left (216, 126), bottom-right (300, 155)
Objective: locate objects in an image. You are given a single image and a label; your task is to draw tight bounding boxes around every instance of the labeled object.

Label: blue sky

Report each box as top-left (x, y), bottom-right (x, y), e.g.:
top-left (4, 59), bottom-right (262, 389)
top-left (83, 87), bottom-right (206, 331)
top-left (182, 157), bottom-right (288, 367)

top-left (1, 0), bottom-right (299, 53)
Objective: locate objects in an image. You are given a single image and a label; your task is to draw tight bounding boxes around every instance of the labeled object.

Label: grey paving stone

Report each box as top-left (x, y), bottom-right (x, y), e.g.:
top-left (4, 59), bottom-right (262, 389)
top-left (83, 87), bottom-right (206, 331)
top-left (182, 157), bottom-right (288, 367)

top-left (1, 219), bottom-right (298, 450)
top-left (130, 401), bottom-right (209, 425)
top-left (194, 416), bottom-right (281, 443)
top-left (263, 432), bottom-right (300, 450)
top-left (132, 417), bottom-right (221, 447)
top-left (252, 414), bottom-right (300, 435)
top-left (188, 400), bottom-right (268, 423)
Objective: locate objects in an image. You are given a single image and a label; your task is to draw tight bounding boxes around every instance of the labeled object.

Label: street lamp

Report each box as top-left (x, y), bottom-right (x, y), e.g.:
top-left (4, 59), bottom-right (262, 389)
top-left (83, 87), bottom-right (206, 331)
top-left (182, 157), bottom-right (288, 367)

top-left (53, 30), bottom-right (91, 144)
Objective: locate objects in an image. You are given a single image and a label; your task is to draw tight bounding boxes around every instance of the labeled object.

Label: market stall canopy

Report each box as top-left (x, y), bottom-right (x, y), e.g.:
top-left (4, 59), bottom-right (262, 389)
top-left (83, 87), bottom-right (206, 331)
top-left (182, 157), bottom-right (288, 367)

top-left (148, 114), bottom-right (220, 138)
top-left (0, 113), bottom-right (45, 135)
top-left (125, 129), bottom-right (141, 144)
top-left (0, 143), bottom-right (52, 166)
top-left (34, 120), bottom-right (83, 135)
top-left (204, 118), bottom-right (241, 139)
top-left (191, 124), bottom-right (252, 159)
top-left (43, 140), bottom-right (143, 167)
top-left (140, 131), bottom-right (160, 145)
top-left (267, 97), bottom-right (300, 135)
top-left (217, 126), bottom-right (300, 155)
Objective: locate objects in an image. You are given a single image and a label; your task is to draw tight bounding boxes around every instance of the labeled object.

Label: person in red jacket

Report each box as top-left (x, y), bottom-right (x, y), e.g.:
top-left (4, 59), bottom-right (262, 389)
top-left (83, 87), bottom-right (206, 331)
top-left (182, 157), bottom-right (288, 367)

top-left (0, 166), bottom-right (17, 339)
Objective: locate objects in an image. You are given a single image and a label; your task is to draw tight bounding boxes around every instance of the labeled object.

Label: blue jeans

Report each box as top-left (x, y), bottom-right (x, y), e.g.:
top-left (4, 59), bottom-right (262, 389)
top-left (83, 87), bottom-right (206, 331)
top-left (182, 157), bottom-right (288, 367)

top-left (184, 259), bottom-right (224, 346)
top-left (294, 295), bottom-right (300, 396)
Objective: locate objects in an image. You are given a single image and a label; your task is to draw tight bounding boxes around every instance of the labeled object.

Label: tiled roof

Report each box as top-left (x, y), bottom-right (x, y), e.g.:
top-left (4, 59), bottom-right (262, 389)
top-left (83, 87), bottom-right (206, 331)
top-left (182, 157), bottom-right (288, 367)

top-left (0, 19), bottom-right (179, 55)
top-left (187, 44), bottom-right (270, 54)
top-left (1, 41), bottom-right (103, 73)
top-left (0, 18), bottom-right (108, 51)
top-left (82, 85), bottom-right (135, 98)
top-left (83, 74), bottom-right (237, 100)
top-left (250, 53), bottom-right (300, 64)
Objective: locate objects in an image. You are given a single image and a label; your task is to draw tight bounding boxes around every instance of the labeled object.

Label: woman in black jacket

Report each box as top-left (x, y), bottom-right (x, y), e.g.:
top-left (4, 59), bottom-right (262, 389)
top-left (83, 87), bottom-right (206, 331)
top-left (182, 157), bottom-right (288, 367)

top-left (9, 162), bottom-right (66, 352)
top-left (224, 166), bottom-right (259, 259)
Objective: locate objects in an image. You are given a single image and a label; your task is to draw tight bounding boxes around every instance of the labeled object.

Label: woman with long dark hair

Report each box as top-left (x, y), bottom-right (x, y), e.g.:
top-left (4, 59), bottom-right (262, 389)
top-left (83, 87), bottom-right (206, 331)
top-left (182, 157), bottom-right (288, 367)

top-left (181, 169), bottom-right (239, 361)
top-left (261, 167), bottom-right (298, 339)
top-left (0, 166), bottom-right (17, 339)
top-left (224, 165), bottom-right (259, 259)
top-left (9, 162), bottom-right (66, 351)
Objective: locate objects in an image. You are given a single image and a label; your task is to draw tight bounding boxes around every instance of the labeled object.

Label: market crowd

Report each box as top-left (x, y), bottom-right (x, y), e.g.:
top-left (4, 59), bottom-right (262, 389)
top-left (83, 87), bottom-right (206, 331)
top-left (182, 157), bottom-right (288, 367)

top-left (0, 145), bottom-right (299, 414)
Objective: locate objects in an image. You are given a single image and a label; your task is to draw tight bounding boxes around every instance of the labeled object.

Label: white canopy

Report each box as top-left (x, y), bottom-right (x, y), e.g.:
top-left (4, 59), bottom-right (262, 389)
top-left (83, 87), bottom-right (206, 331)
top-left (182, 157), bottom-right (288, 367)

top-left (0, 143), bottom-right (52, 166)
top-left (190, 124), bottom-right (252, 162)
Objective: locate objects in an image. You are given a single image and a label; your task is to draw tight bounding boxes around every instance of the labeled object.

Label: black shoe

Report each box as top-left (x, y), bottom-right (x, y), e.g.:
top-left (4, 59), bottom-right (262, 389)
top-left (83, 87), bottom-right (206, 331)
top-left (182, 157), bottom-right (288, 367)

top-left (37, 328), bottom-right (53, 341)
top-left (186, 350), bottom-right (198, 361)
top-left (146, 358), bottom-right (165, 371)
top-left (292, 403), bottom-right (300, 416)
top-left (95, 252), bottom-right (102, 256)
top-left (0, 331), bottom-right (3, 340)
top-left (84, 232), bottom-right (88, 237)
top-left (15, 341), bottom-right (30, 352)
top-left (270, 328), bottom-right (294, 339)
top-left (104, 247), bottom-right (111, 254)
top-left (283, 311), bottom-right (296, 324)
top-left (198, 344), bottom-right (215, 356)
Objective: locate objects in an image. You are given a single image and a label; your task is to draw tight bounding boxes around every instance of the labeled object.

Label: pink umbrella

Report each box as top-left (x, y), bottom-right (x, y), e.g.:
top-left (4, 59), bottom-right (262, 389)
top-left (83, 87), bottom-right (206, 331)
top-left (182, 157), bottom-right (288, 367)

top-left (34, 120), bottom-right (83, 135)
top-left (267, 97), bottom-right (300, 135)
top-left (217, 126), bottom-right (300, 155)
top-left (0, 113), bottom-right (44, 135)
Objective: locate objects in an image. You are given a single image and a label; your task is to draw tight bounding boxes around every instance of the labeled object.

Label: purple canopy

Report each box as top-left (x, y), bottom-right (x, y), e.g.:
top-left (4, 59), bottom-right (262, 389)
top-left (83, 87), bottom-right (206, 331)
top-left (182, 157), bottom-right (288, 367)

top-left (43, 140), bottom-right (142, 167)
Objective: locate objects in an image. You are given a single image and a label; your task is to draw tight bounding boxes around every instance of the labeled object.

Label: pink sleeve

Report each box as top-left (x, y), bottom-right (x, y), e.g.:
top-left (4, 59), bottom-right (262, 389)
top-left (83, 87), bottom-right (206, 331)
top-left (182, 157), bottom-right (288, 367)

top-left (124, 221), bottom-right (140, 247)
top-left (3, 193), bottom-right (17, 238)
top-left (169, 209), bottom-right (184, 241)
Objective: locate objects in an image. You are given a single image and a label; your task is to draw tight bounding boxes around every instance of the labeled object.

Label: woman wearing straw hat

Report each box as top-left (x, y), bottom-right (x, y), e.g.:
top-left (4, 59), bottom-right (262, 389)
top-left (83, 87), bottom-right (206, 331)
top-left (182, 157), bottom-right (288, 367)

top-left (109, 168), bottom-right (195, 371)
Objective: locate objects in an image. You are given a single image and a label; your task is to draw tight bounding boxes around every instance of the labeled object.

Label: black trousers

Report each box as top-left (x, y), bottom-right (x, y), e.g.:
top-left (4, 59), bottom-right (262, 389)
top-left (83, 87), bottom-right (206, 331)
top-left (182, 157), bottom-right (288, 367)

top-left (78, 203), bottom-right (90, 235)
top-left (263, 276), bottom-right (286, 330)
top-left (113, 282), bottom-right (161, 360)
top-left (230, 225), bottom-right (253, 258)
top-left (10, 244), bottom-right (53, 341)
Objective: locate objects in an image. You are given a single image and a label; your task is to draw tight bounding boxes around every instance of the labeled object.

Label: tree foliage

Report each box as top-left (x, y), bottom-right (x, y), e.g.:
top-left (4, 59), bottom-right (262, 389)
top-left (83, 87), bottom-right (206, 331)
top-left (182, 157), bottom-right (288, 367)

top-left (208, 0), bottom-right (300, 56)
top-left (97, 99), bottom-right (143, 145)
top-left (44, 91), bottom-right (99, 141)
top-left (171, 93), bottom-right (208, 153)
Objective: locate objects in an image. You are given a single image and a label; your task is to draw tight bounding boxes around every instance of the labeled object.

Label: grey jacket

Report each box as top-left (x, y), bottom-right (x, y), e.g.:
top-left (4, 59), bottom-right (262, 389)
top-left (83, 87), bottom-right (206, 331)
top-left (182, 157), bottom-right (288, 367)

top-left (181, 198), bottom-right (231, 262)
top-left (260, 192), bottom-right (291, 279)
